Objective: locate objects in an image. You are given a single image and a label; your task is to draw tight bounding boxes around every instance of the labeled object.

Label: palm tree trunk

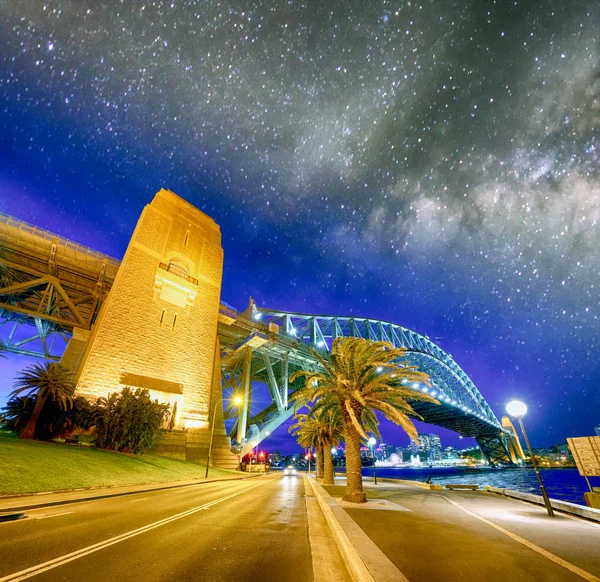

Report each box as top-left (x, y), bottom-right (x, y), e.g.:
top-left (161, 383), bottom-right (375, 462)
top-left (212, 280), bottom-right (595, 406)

top-left (19, 394), bottom-right (47, 440)
top-left (341, 406), bottom-right (366, 503)
top-left (316, 444), bottom-right (324, 481)
top-left (323, 442), bottom-right (335, 485)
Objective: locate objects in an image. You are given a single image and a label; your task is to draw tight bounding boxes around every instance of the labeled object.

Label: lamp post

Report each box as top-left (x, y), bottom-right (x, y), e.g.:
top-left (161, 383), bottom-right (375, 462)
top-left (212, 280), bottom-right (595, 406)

top-left (305, 452), bottom-right (311, 474)
top-left (205, 395), bottom-right (242, 479)
top-left (506, 400), bottom-right (554, 517)
top-left (368, 437), bottom-right (378, 485)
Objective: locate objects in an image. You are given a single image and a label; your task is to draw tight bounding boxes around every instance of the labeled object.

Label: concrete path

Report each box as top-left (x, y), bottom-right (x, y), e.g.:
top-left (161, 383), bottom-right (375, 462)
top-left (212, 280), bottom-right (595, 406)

top-left (323, 480), bottom-right (600, 582)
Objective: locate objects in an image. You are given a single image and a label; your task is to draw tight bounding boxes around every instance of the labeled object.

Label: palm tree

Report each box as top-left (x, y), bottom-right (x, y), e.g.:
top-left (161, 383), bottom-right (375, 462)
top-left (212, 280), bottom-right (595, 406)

top-left (289, 412), bottom-right (321, 476)
top-left (292, 337), bottom-right (438, 503)
top-left (10, 362), bottom-right (74, 439)
top-left (310, 402), bottom-right (345, 485)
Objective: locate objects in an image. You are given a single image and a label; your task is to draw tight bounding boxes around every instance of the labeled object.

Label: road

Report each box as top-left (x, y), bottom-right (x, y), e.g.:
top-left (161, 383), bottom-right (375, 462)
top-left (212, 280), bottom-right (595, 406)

top-left (0, 475), bottom-right (313, 582)
top-left (324, 482), bottom-right (600, 582)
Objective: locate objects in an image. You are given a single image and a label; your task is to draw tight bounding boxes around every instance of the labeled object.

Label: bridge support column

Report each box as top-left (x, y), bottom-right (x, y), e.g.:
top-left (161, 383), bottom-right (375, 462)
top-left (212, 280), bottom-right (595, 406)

top-left (60, 327), bottom-right (91, 381)
top-left (236, 346), bottom-right (253, 444)
top-left (72, 189), bottom-right (224, 429)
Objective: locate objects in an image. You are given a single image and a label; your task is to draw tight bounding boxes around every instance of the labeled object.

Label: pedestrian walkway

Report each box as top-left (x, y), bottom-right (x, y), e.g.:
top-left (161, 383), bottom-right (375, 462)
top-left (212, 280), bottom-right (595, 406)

top-left (319, 479), bottom-right (600, 582)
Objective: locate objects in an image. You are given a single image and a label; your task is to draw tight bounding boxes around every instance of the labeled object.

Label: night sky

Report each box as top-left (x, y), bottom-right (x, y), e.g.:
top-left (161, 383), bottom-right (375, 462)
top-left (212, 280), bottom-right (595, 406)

top-left (1, 1), bottom-right (598, 455)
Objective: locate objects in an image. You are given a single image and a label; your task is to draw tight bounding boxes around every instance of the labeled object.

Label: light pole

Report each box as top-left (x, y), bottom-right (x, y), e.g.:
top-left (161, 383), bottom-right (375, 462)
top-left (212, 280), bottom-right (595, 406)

top-left (506, 400), bottom-right (554, 517)
top-left (205, 395), bottom-right (242, 479)
top-left (368, 437), bottom-right (378, 485)
top-left (305, 452), bottom-right (311, 474)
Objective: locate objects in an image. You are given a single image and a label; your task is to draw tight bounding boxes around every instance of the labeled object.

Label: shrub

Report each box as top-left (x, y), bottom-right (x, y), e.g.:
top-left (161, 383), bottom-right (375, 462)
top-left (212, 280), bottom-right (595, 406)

top-left (91, 387), bottom-right (170, 454)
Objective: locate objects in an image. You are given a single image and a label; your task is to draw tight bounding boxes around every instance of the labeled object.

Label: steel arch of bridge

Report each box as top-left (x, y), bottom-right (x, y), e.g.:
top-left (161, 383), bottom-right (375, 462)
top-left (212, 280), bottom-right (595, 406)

top-left (223, 304), bottom-right (520, 465)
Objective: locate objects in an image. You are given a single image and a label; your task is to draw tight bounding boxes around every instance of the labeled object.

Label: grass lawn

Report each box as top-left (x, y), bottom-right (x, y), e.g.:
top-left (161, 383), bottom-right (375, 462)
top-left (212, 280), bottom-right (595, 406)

top-left (0, 432), bottom-right (239, 495)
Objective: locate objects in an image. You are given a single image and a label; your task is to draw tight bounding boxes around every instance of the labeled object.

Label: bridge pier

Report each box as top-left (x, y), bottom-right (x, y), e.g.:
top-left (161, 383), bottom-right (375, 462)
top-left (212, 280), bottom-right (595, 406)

top-left (71, 189), bottom-right (225, 431)
top-left (60, 327), bottom-right (91, 380)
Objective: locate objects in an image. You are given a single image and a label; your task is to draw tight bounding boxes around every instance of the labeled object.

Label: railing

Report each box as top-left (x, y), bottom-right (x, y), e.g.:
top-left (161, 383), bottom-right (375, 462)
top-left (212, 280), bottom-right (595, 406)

top-left (219, 305), bottom-right (239, 319)
top-left (158, 262), bottom-right (199, 285)
top-left (0, 212), bottom-right (121, 268)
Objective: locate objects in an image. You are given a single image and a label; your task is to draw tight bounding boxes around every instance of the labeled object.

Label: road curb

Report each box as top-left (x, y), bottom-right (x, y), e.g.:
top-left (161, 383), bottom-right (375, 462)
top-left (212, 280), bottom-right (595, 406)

top-left (305, 477), bottom-right (409, 582)
top-left (0, 474), bottom-right (265, 512)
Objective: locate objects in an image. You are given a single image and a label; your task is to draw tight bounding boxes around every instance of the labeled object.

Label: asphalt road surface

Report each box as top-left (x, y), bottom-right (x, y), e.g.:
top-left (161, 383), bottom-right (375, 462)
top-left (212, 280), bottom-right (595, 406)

top-left (0, 475), bottom-right (312, 582)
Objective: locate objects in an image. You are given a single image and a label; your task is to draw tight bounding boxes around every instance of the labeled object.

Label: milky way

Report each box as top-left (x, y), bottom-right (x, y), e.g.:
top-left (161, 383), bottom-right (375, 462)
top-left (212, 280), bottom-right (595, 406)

top-left (0, 1), bottom-right (598, 451)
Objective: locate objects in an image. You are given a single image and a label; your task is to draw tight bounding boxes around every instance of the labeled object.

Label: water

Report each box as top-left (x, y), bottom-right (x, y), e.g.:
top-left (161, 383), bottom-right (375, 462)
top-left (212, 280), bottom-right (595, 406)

top-left (353, 467), bottom-right (593, 505)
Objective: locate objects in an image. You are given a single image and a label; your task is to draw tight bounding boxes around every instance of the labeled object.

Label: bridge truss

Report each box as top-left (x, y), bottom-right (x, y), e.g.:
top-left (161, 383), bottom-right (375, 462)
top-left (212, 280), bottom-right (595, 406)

top-left (0, 213), bottom-right (119, 359)
top-left (218, 303), bottom-right (521, 465)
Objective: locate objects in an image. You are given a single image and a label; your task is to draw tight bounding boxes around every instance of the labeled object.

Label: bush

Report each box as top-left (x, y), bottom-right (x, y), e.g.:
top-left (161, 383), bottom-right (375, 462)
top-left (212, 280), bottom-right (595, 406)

top-left (1, 395), bottom-right (93, 440)
top-left (91, 387), bottom-right (170, 454)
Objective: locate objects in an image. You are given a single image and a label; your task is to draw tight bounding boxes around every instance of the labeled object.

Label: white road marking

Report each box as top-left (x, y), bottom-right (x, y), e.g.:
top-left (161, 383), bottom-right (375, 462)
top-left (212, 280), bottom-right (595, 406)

top-left (128, 498), bottom-right (149, 503)
top-left (0, 479), bottom-right (270, 582)
top-left (438, 495), bottom-right (600, 582)
top-left (34, 512), bottom-right (73, 520)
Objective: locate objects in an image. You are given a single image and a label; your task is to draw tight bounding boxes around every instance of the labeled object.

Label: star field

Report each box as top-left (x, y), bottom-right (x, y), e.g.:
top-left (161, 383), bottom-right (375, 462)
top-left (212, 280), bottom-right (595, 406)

top-left (0, 1), bottom-right (598, 450)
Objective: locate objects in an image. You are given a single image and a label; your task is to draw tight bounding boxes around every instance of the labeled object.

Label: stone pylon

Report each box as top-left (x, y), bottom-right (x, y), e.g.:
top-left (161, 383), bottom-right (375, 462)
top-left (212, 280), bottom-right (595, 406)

top-left (66, 188), bottom-right (223, 430)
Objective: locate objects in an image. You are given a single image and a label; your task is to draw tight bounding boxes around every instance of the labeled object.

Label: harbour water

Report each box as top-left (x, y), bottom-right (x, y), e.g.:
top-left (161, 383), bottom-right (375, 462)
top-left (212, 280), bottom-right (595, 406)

top-left (355, 467), bottom-right (594, 505)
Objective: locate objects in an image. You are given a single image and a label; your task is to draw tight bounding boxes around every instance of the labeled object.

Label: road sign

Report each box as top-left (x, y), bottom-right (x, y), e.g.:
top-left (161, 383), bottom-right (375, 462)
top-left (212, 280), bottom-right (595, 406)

top-left (567, 436), bottom-right (600, 477)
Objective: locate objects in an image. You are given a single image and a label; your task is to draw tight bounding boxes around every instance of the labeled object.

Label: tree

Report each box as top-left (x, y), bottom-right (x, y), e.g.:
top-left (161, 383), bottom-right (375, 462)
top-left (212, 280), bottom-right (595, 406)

top-left (1, 394), bottom-right (92, 440)
top-left (292, 337), bottom-right (438, 503)
top-left (290, 398), bottom-right (345, 485)
top-left (289, 412), bottom-right (320, 476)
top-left (168, 401), bottom-right (178, 430)
top-left (10, 362), bottom-right (74, 440)
top-left (313, 404), bottom-right (344, 485)
top-left (90, 387), bottom-right (170, 454)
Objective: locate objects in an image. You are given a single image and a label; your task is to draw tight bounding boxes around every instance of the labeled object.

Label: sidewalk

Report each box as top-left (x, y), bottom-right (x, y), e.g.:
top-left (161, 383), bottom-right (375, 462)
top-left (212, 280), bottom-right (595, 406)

top-left (0, 473), bottom-right (262, 513)
top-left (310, 477), bottom-right (600, 582)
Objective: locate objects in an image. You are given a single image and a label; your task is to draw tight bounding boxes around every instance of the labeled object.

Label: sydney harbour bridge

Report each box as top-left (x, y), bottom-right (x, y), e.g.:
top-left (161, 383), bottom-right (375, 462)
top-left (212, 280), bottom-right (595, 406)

top-left (0, 191), bottom-right (524, 467)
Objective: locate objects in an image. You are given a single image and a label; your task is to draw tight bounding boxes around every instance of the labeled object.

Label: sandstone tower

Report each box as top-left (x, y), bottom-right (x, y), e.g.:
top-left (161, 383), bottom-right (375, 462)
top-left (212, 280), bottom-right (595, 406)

top-left (68, 189), bottom-right (223, 430)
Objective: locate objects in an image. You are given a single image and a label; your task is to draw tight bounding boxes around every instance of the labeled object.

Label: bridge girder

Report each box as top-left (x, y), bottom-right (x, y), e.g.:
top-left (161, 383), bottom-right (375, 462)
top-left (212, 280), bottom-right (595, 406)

top-left (0, 212), bottom-right (119, 358)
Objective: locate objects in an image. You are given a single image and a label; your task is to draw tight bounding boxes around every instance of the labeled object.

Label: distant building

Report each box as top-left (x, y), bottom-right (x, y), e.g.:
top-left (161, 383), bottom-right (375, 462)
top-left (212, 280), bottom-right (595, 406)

top-left (269, 451), bottom-right (284, 466)
top-left (411, 433), bottom-right (443, 462)
top-left (379, 442), bottom-right (394, 460)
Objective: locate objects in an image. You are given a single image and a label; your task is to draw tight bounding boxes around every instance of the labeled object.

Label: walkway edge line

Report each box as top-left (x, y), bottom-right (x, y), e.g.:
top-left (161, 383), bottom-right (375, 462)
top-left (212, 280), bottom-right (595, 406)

top-left (438, 495), bottom-right (600, 582)
top-left (305, 477), bottom-right (409, 582)
top-left (0, 474), bottom-right (264, 513)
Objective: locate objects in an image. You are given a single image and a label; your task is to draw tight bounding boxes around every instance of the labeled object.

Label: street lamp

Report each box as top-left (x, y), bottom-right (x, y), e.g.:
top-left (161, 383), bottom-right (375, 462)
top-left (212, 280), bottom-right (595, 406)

top-left (506, 400), bottom-right (554, 517)
top-left (305, 452), bottom-right (312, 474)
top-left (205, 395), bottom-right (242, 479)
top-left (368, 437), bottom-right (378, 485)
